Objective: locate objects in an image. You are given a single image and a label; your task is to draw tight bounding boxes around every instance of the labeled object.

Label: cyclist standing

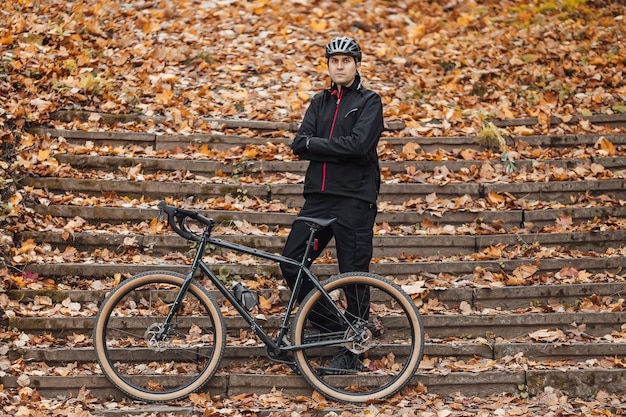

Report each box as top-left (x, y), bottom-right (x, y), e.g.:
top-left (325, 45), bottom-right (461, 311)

top-left (280, 36), bottom-right (385, 373)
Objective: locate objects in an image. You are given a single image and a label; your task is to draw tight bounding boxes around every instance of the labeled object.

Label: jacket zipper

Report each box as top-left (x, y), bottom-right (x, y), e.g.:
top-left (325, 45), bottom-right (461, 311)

top-left (322, 88), bottom-right (343, 192)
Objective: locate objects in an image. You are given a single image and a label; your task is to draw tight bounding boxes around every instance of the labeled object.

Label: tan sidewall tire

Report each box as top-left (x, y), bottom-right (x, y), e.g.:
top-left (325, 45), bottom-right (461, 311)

top-left (93, 271), bottom-right (226, 402)
top-left (293, 272), bottom-right (424, 403)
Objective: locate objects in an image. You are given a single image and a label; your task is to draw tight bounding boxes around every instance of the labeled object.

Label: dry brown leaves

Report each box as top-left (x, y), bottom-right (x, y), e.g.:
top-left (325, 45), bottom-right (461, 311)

top-left (2, 384), bottom-right (626, 416)
top-left (0, 0), bottom-right (624, 136)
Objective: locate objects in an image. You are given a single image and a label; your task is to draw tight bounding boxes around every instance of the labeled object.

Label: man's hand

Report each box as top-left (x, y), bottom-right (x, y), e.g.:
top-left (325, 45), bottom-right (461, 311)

top-left (291, 135), bottom-right (311, 154)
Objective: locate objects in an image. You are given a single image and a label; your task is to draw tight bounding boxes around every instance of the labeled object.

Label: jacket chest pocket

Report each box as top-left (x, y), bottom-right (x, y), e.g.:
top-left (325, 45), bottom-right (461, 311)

top-left (343, 107), bottom-right (359, 119)
top-left (334, 107), bottom-right (360, 136)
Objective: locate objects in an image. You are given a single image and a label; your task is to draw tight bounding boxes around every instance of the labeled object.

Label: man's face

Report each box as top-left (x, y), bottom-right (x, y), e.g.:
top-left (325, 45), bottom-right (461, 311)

top-left (328, 54), bottom-right (358, 87)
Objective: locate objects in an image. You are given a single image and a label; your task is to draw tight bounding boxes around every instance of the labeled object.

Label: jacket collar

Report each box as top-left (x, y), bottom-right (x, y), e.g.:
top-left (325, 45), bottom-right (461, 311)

top-left (329, 72), bottom-right (362, 95)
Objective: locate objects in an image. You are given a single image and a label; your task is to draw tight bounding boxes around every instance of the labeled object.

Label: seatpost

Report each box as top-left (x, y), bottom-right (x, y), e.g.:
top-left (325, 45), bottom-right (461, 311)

top-left (302, 223), bottom-right (320, 265)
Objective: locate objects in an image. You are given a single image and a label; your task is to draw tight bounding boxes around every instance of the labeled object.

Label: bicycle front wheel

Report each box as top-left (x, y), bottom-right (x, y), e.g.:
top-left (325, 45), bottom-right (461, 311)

top-left (292, 272), bottom-right (424, 403)
top-left (93, 271), bottom-right (226, 402)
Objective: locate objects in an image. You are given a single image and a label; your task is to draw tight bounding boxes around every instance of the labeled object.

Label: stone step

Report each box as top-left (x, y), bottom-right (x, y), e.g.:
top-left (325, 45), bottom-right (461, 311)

top-left (52, 153), bottom-right (626, 176)
top-left (22, 226), bottom-right (626, 258)
top-left (28, 126), bottom-right (626, 152)
top-left (20, 228), bottom-right (626, 257)
top-left (42, 110), bottom-right (626, 131)
top-left (20, 176), bottom-right (626, 206)
top-left (10, 282), bottom-right (625, 311)
top-left (26, 202), bottom-right (626, 229)
top-left (22, 254), bottom-right (626, 282)
top-left (9, 311), bottom-right (626, 339)
top-left (2, 368), bottom-right (625, 403)
top-left (10, 343), bottom-right (626, 366)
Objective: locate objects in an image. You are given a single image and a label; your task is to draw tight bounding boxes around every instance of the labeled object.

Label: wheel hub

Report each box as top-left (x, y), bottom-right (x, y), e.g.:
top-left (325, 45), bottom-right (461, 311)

top-left (145, 323), bottom-right (168, 351)
top-left (343, 321), bottom-right (374, 354)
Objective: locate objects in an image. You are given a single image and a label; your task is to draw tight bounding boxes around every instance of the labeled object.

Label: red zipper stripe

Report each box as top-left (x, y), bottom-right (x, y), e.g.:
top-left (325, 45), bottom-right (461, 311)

top-left (321, 89), bottom-right (343, 192)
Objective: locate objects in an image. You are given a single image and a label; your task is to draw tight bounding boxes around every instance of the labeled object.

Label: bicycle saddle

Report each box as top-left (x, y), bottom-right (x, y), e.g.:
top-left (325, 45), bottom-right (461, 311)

top-left (295, 216), bottom-right (337, 228)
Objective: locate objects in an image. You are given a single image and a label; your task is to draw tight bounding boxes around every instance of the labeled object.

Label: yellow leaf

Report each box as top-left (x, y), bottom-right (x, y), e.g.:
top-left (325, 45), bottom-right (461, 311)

top-left (297, 90), bottom-right (310, 101)
top-left (590, 56), bottom-right (606, 65)
top-left (9, 192), bottom-right (23, 207)
top-left (459, 149), bottom-right (477, 160)
top-left (482, 243), bottom-right (506, 258)
top-left (298, 78), bottom-right (312, 91)
top-left (126, 164), bottom-right (143, 180)
top-left (310, 19), bottom-right (327, 32)
top-left (311, 390), bottom-right (327, 404)
top-left (509, 264), bottom-right (538, 285)
top-left (537, 111), bottom-right (550, 128)
top-left (456, 13), bottom-right (474, 26)
top-left (0, 34), bottom-right (14, 45)
top-left (11, 275), bottom-right (26, 288)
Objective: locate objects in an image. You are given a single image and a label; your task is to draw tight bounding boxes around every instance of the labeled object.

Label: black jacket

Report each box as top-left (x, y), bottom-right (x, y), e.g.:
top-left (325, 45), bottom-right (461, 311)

top-left (292, 74), bottom-right (384, 204)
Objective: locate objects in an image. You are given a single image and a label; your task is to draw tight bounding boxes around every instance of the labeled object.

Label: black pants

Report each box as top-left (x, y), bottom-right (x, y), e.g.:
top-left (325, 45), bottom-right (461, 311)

top-left (280, 195), bottom-right (377, 332)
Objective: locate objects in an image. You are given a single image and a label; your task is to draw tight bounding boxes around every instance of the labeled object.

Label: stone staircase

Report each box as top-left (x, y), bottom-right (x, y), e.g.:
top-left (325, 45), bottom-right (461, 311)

top-left (3, 119), bottom-right (626, 414)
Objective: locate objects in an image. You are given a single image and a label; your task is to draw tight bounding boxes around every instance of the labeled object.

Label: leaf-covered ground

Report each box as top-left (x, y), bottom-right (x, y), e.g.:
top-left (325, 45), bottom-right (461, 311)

top-left (1, 384), bottom-right (626, 417)
top-left (1, 0), bottom-right (625, 136)
top-left (2, 0), bottom-right (626, 415)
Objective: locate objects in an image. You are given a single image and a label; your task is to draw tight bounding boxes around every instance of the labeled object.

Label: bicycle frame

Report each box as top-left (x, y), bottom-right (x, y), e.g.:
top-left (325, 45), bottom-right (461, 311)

top-left (159, 205), bottom-right (357, 358)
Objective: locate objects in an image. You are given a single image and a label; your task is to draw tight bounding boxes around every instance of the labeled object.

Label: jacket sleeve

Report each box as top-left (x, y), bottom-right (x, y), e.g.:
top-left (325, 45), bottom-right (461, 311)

top-left (292, 95), bottom-right (340, 162)
top-left (307, 91), bottom-right (383, 159)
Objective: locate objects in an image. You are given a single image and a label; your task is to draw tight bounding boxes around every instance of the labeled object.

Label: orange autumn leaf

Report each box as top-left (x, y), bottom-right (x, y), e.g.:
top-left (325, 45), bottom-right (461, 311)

top-left (482, 243), bottom-right (507, 258)
top-left (487, 192), bottom-right (506, 205)
top-left (596, 137), bottom-right (616, 156)
top-left (310, 19), bottom-right (327, 32)
top-left (155, 89), bottom-right (174, 105)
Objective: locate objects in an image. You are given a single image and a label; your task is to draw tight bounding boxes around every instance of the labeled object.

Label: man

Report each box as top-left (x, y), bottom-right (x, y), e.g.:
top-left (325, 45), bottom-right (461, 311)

top-left (280, 36), bottom-right (384, 373)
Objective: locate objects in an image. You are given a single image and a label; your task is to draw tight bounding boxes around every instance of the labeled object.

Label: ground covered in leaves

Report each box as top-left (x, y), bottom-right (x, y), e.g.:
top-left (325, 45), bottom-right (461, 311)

top-left (2, 385), bottom-right (626, 417)
top-left (1, 0), bottom-right (625, 134)
top-left (2, 0), bottom-right (626, 415)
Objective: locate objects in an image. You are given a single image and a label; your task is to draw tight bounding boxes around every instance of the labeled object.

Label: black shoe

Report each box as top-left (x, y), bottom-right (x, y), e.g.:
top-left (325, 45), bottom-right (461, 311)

top-left (323, 347), bottom-right (364, 375)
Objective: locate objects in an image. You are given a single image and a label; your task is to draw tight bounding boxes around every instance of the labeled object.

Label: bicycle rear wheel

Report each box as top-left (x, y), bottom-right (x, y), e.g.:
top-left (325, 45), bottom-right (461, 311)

top-left (291, 272), bottom-right (424, 403)
top-left (93, 271), bottom-right (226, 402)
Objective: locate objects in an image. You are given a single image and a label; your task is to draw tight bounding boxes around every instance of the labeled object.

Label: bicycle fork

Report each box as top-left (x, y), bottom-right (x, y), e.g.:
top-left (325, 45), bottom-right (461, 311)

top-left (152, 228), bottom-right (212, 342)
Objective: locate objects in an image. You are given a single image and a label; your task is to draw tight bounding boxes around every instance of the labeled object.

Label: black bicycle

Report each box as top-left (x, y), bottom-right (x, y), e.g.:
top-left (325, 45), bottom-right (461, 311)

top-left (93, 201), bottom-right (425, 403)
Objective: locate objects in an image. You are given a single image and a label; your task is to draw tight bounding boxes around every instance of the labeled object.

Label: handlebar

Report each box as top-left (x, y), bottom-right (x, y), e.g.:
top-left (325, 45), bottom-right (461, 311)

top-left (158, 201), bottom-right (215, 242)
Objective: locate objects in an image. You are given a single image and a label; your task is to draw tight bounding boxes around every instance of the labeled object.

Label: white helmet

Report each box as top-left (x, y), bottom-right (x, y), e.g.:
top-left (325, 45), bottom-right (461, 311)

top-left (325, 37), bottom-right (362, 62)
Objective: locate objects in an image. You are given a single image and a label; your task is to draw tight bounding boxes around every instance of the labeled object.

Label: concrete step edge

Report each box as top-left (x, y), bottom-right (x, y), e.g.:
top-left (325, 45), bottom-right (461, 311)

top-left (21, 255), bottom-right (626, 280)
top-left (8, 311), bottom-right (626, 339)
top-left (25, 203), bottom-right (626, 228)
top-left (2, 369), bottom-right (625, 401)
top-left (51, 153), bottom-right (626, 174)
top-left (8, 282), bottom-right (626, 314)
top-left (20, 177), bottom-right (626, 202)
top-left (10, 342), bottom-right (626, 364)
